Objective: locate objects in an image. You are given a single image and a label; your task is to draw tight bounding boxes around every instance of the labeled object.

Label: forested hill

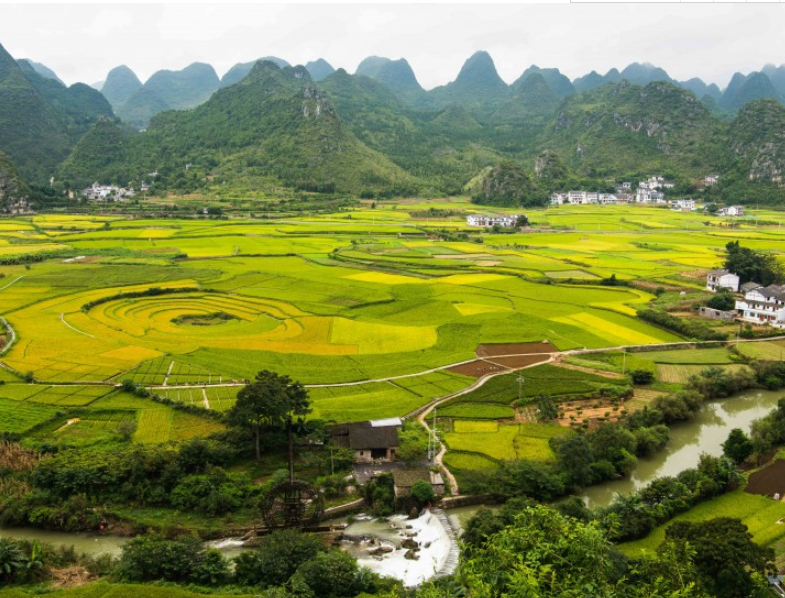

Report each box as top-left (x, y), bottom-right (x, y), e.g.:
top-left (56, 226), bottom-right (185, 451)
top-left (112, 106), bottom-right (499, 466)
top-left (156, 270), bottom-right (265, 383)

top-left (0, 41), bottom-right (113, 183)
top-left (58, 60), bottom-right (785, 200)
top-left (5, 37), bottom-right (785, 201)
top-left (60, 62), bottom-right (415, 195)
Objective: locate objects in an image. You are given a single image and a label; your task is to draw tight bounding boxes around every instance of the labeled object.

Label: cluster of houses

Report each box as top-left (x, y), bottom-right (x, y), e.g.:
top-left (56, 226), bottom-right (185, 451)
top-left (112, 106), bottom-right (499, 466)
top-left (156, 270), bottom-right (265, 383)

top-left (706, 269), bottom-right (785, 328)
top-left (548, 175), bottom-right (688, 207)
top-left (80, 182), bottom-right (139, 202)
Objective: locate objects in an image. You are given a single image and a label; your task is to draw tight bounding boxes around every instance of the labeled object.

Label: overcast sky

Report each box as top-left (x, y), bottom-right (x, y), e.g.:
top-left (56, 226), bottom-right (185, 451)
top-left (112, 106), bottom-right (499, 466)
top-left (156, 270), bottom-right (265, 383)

top-left (1, 3), bottom-right (783, 90)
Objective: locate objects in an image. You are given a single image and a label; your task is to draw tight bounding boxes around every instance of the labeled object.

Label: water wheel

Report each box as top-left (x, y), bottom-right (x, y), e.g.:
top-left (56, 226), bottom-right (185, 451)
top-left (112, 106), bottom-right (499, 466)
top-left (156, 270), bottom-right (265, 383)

top-left (261, 479), bottom-right (324, 530)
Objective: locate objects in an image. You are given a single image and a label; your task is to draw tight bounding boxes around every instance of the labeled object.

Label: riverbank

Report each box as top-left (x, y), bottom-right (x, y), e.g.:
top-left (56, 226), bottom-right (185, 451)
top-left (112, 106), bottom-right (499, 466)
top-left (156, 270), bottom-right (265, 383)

top-left (584, 388), bottom-right (785, 506)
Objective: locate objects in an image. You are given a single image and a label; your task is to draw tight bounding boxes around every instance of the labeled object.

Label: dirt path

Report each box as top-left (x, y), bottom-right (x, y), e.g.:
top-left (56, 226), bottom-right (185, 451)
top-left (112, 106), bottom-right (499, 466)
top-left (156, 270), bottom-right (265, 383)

top-left (413, 355), bottom-right (557, 496)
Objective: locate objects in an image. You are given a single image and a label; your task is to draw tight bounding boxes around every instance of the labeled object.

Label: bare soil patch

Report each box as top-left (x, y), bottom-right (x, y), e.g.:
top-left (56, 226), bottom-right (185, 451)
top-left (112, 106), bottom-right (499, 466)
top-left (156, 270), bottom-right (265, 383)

top-left (746, 460), bottom-right (785, 497)
top-left (477, 341), bottom-right (558, 357)
top-left (448, 360), bottom-right (508, 378)
top-left (556, 397), bottom-right (626, 428)
top-left (50, 566), bottom-right (95, 589)
top-left (484, 354), bottom-right (551, 369)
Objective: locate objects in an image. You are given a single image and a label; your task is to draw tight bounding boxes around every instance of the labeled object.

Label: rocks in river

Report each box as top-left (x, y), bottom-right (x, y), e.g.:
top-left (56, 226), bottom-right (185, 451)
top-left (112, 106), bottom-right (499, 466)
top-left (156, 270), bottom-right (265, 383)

top-left (401, 538), bottom-right (419, 550)
top-left (368, 545), bottom-right (394, 556)
top-left (404, 549), bottom-right (420, 561)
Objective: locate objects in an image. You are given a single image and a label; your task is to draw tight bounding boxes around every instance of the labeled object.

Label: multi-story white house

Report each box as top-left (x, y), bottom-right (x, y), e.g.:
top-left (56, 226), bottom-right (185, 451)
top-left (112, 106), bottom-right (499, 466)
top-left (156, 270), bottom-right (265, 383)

top-left (466, 214), bottom-right (521, 227)
top-left (636, 189), bottom-right (666, 203)
top-left (671, 199), bottom-right (696, 211)
top-left (736, 283), bottom-right (785, 328)
top-left (706, 269), bottom-right (740, 292)
top-left (718, 205), bottom-right (745, 217)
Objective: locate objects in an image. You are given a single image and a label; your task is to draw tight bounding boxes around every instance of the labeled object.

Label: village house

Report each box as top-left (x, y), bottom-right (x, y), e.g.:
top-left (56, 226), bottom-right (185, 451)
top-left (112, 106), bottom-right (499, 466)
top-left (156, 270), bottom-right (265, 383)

top-left (736, 283), bottom-right (785, 328)
top-left (671, 199), bottom-right (696, 211)
top-left (718, 205), bottom-right (745, 217)
top-left (706, 269), bottom-right (740, 292)
top-left (466, 214), bottom-right (520, 227)
top-left (392, 469), bottom-right (446, 498)
top-left (703, 175), bottom-right (719, 186)
top-left (635, 189), bottom-right (666, 203)
top-left (550, 191), bottom-right (620, 205)
top-left (327, 418), bottom-right (402, 463)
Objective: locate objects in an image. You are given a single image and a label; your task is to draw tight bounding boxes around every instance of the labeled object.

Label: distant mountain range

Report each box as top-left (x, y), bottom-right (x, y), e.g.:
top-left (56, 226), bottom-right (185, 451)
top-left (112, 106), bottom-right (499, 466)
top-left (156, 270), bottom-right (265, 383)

top-left (2, 40), bottom-right (785, 206)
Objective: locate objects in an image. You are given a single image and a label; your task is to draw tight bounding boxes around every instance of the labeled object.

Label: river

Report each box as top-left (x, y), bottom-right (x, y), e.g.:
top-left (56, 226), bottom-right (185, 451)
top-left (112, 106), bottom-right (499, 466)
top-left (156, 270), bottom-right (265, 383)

top-left (3, 388), bottom-right (780, 578)
top-left (583, 388), bottom-right (784, 506)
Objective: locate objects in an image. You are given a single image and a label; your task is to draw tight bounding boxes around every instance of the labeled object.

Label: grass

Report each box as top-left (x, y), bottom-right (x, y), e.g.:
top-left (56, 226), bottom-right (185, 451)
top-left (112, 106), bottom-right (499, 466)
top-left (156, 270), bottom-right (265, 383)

top-left (618, 489), bottom-right (785, 557)
top-left (444, 420), bottom-right (571, 462)
top-left (438, 403), bottom-right (515, 419)
top-left (0, 397), bottom-right (59, 434)
top-left (443, 451), bottom-right (501, 473)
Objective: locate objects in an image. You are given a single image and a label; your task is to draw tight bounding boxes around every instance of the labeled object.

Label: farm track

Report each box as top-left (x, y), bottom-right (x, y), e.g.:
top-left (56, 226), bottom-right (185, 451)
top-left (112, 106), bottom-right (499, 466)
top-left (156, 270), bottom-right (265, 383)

top-left (2, 331), bottom-right (785, 389)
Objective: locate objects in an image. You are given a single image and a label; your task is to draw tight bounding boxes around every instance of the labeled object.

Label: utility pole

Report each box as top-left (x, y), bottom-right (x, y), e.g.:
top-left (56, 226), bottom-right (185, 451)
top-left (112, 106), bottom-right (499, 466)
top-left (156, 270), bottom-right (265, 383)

top-left (517, 373), bottom-right (525, 403)
top-left (622, 351), bottom-right (627, 375)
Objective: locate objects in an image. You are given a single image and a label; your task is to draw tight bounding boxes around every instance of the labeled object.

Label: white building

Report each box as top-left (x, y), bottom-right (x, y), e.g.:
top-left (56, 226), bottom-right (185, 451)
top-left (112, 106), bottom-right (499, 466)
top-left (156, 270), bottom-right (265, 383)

top-left (80, 182), bottom-right (135, 202)
top-left (671, 199), bottom-right (695, 211)
top-left (718, 205), bottom-right (745, 216)
top-left (736, 283), bottom-right (785, 328)
top-left (706, 269), bottom-right (740, 292)
top-left (636, 189), bottom-right (666, 203)
top-left (703, 175), bottom-right (719, 186)
top-left (466, 214), bottom-right (521, 227)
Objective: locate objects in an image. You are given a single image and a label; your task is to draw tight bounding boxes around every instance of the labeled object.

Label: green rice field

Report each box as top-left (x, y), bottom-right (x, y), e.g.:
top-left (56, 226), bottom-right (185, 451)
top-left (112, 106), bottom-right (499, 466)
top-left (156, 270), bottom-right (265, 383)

top-left (1, 203), bottom-right (785, 440)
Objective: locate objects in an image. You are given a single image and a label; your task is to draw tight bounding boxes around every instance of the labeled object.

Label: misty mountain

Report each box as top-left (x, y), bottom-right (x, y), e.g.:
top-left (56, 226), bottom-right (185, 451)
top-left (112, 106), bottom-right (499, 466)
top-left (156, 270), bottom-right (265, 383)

top-left (100, 65), bottom-right (143, 112)
top-left (721, 71), bottom-right (782, 113)
top-left (355, 56), bottom-right (425, 104)
top-left (512, 66), bottom-right (575, 98)
top-left (219, 57), bottom-right (291, 88)
top-left (17, 59), bottom-right (64, 85)
top-left (117, 62), bottom-right (220, 128)
top-left (305, 59), bottom-right (335, 81)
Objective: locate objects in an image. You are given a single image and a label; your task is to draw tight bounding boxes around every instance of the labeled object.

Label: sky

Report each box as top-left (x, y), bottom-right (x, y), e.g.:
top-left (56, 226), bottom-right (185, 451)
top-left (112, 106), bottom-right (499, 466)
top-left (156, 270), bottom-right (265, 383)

top-left (1, 2), bottom-right (784, 90)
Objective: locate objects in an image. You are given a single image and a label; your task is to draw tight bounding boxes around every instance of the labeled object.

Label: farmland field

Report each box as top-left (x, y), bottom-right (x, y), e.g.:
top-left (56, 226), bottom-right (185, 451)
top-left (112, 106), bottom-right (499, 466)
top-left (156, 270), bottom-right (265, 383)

top-left (1, 203), bottom-right (785, 440)
top-left (443, 420), bottom-right (572, 462)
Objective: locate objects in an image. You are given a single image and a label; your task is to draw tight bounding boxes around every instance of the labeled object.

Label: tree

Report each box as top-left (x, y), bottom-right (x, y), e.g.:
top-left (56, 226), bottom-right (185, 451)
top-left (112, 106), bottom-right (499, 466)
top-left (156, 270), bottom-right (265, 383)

top-left (664, 518), bottom-right (774, 598)
top-left (233, 529), bottom-right (324, 588)
top-left (515, 214), bottom-right (529, 228)
top-left (724, 240), bottom-right (784, 285)
top-left (227, 370), bottom-right (310, 460)
top-left (707, 290), bottom-right (735, 311)
top-left (295, 550), bottom-right (366, 598)
top-left (410, 479), bottom-right (436, 506)
top-left (722, 428), bottom-right (754, 464)
top-left (630, 370), bottom-right (654, 385)
top-left (535, 394), bottom-right (558, 421)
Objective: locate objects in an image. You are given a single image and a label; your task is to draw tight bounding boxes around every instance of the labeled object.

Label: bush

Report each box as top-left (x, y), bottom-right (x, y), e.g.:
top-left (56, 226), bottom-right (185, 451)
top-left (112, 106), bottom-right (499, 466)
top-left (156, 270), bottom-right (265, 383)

top-left (630, 370), bottom-right (654, 385)
top-left (233, 529), bottom-right (324, 588)
top-left (296, 550), bottom-right (370, 598)
top-left (118, 535), bottom-right (227, 584)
